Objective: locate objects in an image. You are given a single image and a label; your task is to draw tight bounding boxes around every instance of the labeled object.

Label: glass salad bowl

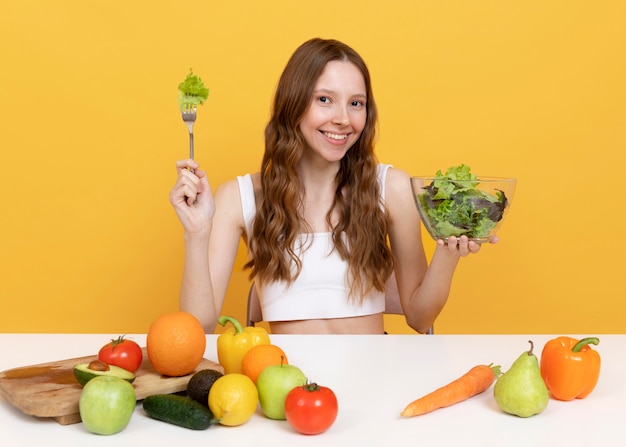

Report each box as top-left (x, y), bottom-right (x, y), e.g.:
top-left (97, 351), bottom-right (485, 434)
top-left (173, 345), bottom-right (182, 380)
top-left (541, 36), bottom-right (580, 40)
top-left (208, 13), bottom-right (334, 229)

top-left (411, 168), bottom-right (516, 244)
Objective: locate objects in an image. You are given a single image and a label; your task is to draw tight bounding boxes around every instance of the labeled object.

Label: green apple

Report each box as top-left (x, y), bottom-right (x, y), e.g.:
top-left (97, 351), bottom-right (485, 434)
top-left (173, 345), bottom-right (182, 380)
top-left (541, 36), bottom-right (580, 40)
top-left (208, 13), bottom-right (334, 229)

top-left (79, 375), bottom-right (136, 435)
top-left (256, 363), bottom-right (306, 420)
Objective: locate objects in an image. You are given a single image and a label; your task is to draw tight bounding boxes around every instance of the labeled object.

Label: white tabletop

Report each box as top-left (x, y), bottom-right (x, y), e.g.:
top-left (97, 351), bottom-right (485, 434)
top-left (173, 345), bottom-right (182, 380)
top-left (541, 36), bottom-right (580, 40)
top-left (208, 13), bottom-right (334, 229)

top-left (0, 334), bottom-right (623, 446)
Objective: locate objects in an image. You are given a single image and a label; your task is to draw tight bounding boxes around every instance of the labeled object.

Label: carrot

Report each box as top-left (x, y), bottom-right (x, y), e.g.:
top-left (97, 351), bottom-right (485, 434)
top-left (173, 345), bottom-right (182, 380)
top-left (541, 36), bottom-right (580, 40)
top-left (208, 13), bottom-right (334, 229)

top-left (400, 363), bottom-right (502, 417)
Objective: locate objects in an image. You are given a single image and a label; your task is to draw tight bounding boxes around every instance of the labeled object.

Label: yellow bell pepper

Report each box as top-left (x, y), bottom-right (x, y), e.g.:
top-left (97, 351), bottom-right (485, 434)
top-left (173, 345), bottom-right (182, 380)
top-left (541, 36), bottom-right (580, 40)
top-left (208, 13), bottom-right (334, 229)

top-left (217, 315), bottom-right (270, 374)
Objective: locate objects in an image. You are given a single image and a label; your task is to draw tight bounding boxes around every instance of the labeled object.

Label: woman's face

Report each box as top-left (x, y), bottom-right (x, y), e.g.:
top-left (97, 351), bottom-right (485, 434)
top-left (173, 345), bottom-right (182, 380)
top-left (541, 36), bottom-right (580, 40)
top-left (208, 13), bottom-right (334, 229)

top-left (299, 60), bottom-right (367, 164)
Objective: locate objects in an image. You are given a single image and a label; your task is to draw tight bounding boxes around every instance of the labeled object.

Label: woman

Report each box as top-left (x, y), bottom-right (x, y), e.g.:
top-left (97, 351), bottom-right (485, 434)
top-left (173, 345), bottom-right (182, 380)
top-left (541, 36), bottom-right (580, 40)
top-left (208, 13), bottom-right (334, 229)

top-left (169, 38), bottom-right (490, 334)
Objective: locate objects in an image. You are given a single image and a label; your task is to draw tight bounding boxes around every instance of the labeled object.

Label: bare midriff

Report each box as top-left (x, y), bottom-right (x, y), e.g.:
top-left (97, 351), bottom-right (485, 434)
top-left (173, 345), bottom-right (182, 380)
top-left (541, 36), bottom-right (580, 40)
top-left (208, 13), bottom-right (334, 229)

top-left (268, 313), bottom-right (385, 334)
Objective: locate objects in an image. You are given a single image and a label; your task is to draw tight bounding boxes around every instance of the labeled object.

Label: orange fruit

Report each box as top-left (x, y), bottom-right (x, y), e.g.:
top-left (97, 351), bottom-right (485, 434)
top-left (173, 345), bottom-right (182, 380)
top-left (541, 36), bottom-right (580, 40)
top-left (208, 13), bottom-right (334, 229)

top-left (241, 344), bottom-right (288, 384)
top-left (146, 311), bottom-right (206, 377)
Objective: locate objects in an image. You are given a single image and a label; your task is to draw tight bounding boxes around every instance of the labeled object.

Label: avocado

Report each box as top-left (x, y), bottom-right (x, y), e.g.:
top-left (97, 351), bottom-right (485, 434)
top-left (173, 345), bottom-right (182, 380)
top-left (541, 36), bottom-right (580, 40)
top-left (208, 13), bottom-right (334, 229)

top-left (187, 369), bottom-right (224, 407)
top-left (73, 361), bottom-right (136, 386)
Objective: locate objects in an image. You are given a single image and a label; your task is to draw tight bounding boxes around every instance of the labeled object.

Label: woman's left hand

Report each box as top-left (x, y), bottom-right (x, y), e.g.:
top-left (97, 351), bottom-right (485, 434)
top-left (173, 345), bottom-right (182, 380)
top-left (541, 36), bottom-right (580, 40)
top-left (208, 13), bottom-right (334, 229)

top-left (438, 235), bottom-right (498, 257)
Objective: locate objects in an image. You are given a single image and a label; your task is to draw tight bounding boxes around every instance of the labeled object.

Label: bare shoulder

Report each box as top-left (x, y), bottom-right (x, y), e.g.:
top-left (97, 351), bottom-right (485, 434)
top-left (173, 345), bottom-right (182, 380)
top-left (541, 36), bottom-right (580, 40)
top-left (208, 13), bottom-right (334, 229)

top-left (214, 177), bottom-right (240, 200)
top-left (213, 178), bottom-right (244, 228)
top-left (214, 173), bottom-right (263, 226)
top-left (215, 173), bottom-right (262, 199)
top-left (385, 166), bottom-right (412, 198)
top-left (384, 167), bottom-right (419, 224)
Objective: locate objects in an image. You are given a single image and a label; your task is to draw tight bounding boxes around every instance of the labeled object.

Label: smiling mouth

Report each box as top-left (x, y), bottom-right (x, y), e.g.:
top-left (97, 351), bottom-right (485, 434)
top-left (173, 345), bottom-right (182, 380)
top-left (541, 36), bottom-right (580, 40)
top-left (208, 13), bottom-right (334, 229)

top-left (322, 131), bottom-right (348, 140)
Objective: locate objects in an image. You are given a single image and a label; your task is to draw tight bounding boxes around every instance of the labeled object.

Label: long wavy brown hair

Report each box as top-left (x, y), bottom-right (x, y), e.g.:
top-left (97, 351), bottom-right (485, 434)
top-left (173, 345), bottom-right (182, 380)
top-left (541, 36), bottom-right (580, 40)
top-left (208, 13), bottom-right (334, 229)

top-left (244, 38), bottom-right (394, 301)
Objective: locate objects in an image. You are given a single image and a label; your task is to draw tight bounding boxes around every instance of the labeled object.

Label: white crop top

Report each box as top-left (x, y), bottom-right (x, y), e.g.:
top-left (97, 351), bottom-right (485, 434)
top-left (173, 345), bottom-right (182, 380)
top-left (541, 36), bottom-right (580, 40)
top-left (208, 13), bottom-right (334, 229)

top-left (236, 164), bottom-right (391, 322)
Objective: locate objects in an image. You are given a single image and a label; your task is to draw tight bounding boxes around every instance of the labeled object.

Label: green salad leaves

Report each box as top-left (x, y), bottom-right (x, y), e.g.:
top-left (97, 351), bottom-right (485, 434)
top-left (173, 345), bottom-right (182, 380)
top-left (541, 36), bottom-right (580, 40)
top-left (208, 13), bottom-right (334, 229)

top-left (178, 68), bottom-right (209, 111)
top-left (416, 164), bottom-right (509, 240)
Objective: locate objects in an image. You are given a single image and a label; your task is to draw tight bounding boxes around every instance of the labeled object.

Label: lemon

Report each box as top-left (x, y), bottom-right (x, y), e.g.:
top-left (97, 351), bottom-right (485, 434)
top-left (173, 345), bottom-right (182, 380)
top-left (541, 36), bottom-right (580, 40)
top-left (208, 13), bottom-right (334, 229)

top-left (208, 373), bottom-right (258, 426)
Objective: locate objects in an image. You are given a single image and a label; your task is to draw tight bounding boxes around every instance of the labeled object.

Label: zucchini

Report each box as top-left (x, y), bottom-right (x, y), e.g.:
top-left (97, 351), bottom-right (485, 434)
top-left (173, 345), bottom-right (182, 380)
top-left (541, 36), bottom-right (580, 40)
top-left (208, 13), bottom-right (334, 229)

top-left (143, 394), bottom-right (218, 430)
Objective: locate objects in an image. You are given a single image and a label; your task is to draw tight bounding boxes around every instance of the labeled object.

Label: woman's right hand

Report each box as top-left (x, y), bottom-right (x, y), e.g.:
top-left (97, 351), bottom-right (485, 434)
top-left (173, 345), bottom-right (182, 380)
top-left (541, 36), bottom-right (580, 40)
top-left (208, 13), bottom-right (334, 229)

top-left (169, 159), bottom-right (215, 235)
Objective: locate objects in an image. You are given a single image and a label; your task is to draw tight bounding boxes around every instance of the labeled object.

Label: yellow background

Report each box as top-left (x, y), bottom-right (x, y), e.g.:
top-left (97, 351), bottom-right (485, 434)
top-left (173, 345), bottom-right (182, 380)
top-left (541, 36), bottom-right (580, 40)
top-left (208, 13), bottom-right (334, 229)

top-left (1, 1), bottom-right (624, 334)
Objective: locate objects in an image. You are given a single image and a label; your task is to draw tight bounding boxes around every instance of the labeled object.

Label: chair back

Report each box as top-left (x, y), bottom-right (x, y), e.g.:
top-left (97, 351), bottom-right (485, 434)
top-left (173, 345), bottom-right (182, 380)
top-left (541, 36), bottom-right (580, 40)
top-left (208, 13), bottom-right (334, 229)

top-left (247, 284), bottom-right (263, 326)
top-left (246, 275), bottom-right (433, 334)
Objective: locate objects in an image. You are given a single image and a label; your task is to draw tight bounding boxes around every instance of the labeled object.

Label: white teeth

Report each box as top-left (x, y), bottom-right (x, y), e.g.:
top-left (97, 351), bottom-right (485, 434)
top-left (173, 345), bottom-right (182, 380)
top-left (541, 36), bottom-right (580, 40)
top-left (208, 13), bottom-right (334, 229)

top-left (323, 132), bottom-right (348, 140)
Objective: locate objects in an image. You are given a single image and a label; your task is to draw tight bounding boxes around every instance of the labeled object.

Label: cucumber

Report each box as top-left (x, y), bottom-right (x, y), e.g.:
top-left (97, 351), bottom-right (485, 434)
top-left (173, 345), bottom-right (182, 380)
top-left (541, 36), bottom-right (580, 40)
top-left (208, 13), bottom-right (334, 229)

top-left (143, 394), bottom-right (218, 430)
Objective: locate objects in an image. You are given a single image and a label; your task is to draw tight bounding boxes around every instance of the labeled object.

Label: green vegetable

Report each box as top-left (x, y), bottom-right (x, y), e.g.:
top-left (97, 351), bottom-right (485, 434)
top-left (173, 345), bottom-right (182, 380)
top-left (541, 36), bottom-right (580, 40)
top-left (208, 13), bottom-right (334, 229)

top-left (417, 164), bottom-right (509, 240)
top-left (143, 394), bottom-right (219, 430)
top-left (178, 68), bottom-right (209, 111)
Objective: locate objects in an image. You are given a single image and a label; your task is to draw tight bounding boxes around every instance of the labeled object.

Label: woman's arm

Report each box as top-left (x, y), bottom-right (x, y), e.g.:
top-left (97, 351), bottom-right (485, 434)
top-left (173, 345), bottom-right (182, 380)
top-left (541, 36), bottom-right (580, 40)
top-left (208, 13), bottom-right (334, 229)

top-left (385, 168), bottom-right (486, 333)
top-left (169, 159), bottom-right (245, 332)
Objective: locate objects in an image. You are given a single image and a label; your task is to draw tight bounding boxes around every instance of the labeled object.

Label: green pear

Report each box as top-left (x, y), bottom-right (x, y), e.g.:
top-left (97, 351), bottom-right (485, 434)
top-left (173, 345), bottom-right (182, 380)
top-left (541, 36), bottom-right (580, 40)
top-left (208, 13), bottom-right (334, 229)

top-left (494, 340), bottom-right (549, 417)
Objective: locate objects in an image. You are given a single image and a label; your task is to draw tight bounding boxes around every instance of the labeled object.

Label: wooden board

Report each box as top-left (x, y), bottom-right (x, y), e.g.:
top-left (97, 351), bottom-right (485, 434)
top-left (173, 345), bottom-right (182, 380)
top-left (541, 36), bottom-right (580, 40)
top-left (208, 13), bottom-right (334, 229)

top-left (0, 348), bottom-right (223, 425)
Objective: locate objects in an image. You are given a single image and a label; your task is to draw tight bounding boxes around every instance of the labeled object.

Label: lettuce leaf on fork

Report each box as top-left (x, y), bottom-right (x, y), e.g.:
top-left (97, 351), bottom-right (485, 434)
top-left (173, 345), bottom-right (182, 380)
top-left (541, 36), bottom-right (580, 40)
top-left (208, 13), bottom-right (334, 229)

top-left (178, 68), bottom-right (209, 111)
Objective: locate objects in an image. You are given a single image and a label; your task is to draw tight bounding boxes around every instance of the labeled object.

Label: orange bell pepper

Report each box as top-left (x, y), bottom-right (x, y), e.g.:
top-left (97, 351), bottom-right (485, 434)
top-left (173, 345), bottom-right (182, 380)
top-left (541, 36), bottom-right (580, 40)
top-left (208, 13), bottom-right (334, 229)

top-left (540, 336), bottom-right (601, 401)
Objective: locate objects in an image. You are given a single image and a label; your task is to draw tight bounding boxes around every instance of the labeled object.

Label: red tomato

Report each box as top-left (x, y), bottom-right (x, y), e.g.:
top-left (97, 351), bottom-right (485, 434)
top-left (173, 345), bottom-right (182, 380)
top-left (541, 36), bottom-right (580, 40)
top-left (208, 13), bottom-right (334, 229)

top-left (98, 335), bottom-right (143, 372)
top-left (285, 382), bottom-right (338, 435)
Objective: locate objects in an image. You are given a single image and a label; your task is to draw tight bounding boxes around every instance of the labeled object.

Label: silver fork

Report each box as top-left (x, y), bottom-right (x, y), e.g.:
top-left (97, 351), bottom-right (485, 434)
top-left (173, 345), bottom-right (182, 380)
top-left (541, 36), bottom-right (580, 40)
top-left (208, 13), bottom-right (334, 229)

top-left (181, 105), bottom-right (197, 160)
